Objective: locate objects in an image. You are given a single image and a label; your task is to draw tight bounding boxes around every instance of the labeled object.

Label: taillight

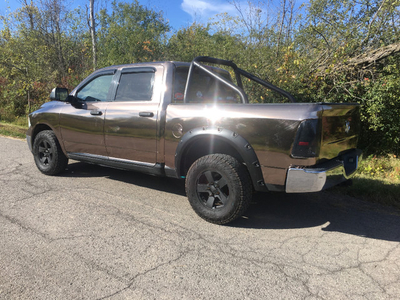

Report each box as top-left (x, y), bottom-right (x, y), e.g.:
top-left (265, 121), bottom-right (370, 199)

top-left (291, 119), bottom-right (320, 158)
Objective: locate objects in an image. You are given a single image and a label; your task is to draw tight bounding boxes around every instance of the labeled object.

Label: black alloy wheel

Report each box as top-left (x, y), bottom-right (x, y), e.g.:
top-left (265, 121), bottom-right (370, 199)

top-left (33, 130), bottom-right (68, 175)
top-left (196, 170), bottom-right (230, 209)
top-left (186, 154), bottom-right (252, 224)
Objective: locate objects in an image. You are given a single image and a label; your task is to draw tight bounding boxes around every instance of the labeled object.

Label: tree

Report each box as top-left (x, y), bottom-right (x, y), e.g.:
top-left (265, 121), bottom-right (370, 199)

top-left (88, 0), bottom-right (97, 70)
top-left (298, 0), bottom-right (400, 74)
top-left (167, 23), bottom-right (217, 62)
top-left (295, 0), bottom-right (400, 153)
top-left (97, 0), bottom-right (170, 66)
top-left (0, 0), bottom-right (90, 120)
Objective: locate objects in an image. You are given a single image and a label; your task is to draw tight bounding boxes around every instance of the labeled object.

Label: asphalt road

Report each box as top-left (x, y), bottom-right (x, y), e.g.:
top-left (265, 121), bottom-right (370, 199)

top-left (0, 136), bottom-right (399, 299)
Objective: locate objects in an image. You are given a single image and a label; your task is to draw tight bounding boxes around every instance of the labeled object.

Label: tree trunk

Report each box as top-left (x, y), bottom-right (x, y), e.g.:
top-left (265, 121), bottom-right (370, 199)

top-left (276, 0), bottom-right (287, 58)
top-left (89, 0), bottom-right (97, 71)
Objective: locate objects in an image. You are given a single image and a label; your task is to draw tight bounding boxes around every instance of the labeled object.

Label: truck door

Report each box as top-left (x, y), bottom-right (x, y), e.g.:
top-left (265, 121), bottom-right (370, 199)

top-left (104, 66), bottom-right (162, 164)
top-left (59, 70), bottom-right (116, 156)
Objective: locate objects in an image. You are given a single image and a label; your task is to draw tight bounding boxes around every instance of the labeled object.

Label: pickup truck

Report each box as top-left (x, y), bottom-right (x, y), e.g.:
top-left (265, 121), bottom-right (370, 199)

top-left (26, 56), bottom-right (362, 224)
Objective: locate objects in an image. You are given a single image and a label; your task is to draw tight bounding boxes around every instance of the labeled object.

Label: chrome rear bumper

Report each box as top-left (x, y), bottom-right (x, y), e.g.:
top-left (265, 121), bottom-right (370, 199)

top-left (285, 149), bottom-right (362, 193)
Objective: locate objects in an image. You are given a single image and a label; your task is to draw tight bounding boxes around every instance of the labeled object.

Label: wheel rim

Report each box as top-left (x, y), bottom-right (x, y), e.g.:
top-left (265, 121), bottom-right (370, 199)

top-left (196, 170), bottom-right (230, 209)
top-left (38, 139), bottom-right (53, 166)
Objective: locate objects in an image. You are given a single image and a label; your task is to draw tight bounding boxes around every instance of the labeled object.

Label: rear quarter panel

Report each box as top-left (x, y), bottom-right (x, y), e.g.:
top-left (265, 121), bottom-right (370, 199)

top-left (165, 103), bottom-right (325, 186)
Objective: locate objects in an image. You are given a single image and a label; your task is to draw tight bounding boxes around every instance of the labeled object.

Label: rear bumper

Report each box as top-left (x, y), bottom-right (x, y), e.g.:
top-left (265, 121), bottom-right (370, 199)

top-left (285, 149), bottom-right (362, 193)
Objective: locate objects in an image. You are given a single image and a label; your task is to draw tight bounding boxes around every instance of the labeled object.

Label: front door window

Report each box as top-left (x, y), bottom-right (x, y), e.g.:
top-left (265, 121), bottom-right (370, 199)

top-left (77, 74), bottom-right (113, 102)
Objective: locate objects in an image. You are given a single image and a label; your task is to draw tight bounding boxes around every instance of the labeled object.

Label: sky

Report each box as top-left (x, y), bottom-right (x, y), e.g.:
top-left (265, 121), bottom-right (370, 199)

top-left (0, 0), bottom-right (256, 31)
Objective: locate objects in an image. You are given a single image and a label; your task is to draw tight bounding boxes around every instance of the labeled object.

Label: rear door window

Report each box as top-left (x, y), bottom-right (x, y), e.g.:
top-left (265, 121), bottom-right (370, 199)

top-left (115, 71), bottom-right (155, 101)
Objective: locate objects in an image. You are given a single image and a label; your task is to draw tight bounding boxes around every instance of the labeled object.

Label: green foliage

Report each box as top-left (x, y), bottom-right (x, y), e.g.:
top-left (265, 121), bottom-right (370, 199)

top-left (0, 121), bottom-right (28, 139)
top-left (166, 23), bottom-right (245, 62)
top-left (0, 0), bottom-right (92, 121)
top-left (358, 154), bottom-right (400, 181)
top-left (0, 0), bottom-right (399, 156)
top-left (294, 0), bottom-right (400, 155)
top-left (359, 60), bottom-right (400, 154)
top-left (166, 23), bottom-right (215, 62)
top-left (332, 155), bottom-right (400, 209)
top-left (97, 0), bottom-right (170, 66)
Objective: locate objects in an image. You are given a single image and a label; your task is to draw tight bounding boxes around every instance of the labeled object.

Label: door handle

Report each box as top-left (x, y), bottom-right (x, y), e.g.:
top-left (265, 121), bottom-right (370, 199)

top-left (90, 110), bottom-right (103, 116)
top-left (139, 112), bottom-right (154, 118)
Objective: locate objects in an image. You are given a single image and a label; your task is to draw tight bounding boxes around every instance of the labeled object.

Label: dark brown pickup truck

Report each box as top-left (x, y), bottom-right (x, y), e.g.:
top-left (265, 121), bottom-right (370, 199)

top-left (27, 57), bottom-right (362, 224)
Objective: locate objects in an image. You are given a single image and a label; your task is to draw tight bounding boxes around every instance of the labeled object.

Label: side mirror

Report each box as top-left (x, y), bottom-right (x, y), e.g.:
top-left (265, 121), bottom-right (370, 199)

top-left (67, 95), bottom-right (84, 108)
top-left (50, 87), bottom-right (69, 101)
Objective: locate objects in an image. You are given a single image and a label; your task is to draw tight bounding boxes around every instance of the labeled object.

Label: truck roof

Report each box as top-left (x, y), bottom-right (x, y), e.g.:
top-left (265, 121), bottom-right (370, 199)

top-left (96, 61), bottom-right (228, 73)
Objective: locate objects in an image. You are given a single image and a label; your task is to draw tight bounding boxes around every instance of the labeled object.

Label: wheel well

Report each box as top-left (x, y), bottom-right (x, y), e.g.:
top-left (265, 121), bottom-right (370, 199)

top-left (180, 136), bottom-right (243, 177)
top-left (32, 124), bottom-right (52, 144)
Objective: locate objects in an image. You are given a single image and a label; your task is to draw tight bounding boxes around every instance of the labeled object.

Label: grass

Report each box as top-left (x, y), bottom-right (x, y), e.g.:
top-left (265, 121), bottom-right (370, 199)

top-left (1, 119), bottom-right (399, 210)
top-left (331, 154), bottom-right (400, 210)
top-left (0, 121), bottom-right (28, 139)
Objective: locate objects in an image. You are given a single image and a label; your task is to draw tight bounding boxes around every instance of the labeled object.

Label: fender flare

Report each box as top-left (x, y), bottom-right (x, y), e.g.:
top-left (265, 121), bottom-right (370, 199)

top-left (175, 126), bottom-right (268, 192)
top-left (29, 122), bottom-right (66, 156)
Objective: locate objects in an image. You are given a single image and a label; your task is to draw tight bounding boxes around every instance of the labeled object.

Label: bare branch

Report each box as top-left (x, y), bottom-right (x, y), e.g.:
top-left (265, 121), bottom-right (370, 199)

top-left (360, 0), bottom-right (388, 46)
top-left (314, 42), bottom-right (400, 76)
top-left (311, 24), bottom-right (331, 50)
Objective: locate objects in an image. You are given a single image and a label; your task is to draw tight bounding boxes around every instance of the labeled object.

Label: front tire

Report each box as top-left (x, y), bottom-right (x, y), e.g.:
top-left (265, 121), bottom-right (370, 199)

top-left (185, 154), bottom-right (252, 224)
top-left (33, 130), bottom-right (68, 175)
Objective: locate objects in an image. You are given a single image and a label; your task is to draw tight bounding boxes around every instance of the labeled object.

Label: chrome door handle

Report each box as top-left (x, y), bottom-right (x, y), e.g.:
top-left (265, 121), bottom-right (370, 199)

top-left (90, 110), bottom-right (103, 116)
top-left (139, 112), bottom-right (154, 117)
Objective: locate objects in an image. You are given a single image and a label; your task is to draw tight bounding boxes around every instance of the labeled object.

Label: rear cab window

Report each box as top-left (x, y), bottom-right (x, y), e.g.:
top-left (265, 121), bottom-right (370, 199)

top-left (173, 67), bottom-right (240, 104)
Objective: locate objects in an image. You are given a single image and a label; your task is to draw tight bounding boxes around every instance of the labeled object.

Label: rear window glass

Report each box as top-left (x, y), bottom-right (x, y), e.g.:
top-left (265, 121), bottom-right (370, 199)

top-left (173, 67), bottom-right (240, 104)
top-left (115, 72), bottom-right (155, 101)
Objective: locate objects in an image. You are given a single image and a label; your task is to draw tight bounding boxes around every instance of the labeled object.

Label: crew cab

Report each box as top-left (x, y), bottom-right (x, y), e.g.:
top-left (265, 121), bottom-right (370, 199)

top-left (27, 57), bottom-right (362, 224)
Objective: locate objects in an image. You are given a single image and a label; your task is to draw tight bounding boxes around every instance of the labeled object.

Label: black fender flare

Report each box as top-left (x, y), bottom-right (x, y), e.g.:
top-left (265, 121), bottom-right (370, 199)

top-left (175, 126), bottom-right (268, 192)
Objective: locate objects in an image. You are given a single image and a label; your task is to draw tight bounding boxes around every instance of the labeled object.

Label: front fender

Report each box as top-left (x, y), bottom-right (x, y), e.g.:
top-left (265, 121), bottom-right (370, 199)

top-left (27, 102), bottom-right (64, 155)
top-left (175, 126), bottom-right (268, 192)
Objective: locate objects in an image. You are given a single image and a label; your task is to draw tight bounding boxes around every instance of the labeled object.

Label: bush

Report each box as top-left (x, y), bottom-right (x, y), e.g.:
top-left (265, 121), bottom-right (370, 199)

top-left (358, 154), bottom-right (400, 182)
top-left (359, 64), bottom-right (400, 155)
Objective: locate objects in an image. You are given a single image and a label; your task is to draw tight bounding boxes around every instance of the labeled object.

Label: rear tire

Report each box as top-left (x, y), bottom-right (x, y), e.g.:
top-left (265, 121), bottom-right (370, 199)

top-left (185, 154), bottom-right (252, 224)
top-left (33, 130), bottom-right (68, 175)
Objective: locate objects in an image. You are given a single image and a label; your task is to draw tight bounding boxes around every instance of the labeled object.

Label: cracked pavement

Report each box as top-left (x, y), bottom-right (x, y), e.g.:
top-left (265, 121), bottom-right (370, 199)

top-left (0, 136), bottom-right (399, 299)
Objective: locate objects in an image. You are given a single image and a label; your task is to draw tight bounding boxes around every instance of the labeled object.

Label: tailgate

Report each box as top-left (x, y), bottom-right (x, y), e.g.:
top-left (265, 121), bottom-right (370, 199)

top-left (319, 104), bottom-right (360, 160)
